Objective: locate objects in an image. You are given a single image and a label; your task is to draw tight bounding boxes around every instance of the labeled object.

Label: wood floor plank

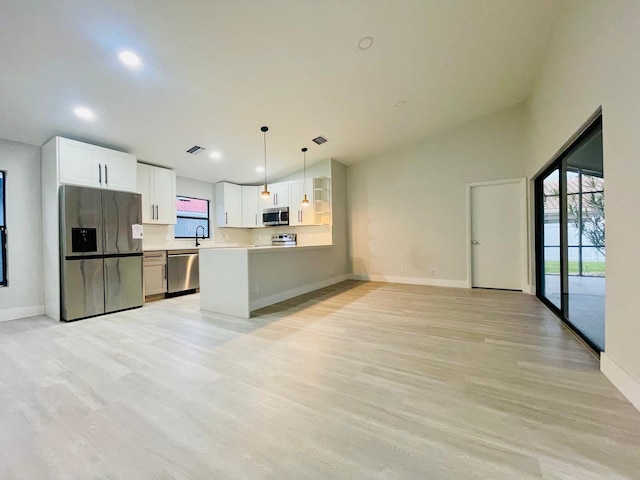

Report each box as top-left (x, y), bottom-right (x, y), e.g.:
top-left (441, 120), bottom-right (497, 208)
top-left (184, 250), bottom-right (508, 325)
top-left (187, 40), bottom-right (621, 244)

top-left (0, 280), bottom-right (638, 479)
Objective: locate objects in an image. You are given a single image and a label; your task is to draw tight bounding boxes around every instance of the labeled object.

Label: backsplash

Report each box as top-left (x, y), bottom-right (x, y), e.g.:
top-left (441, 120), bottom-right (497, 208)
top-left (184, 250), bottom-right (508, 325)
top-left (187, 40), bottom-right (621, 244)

top-left (251, 225), bottom-right (332, 246)
top-left (142, 223), bottom-right (252, 249)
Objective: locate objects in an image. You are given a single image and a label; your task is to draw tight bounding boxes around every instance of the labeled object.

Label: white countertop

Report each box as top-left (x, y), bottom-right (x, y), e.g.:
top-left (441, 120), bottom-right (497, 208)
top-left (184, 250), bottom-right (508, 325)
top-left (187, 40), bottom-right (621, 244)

top-left (143, 242), bottom-right (246, 251)
top-left (198, 244), bottom-right (333, 253)
top-left (144, 243), bottom-right (333, 252)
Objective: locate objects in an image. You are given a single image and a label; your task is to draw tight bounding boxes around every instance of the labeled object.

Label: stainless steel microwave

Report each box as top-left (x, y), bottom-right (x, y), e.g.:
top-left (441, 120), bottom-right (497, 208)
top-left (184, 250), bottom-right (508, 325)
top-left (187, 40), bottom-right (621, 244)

top-left (263, 207), bottom-right (289, 226)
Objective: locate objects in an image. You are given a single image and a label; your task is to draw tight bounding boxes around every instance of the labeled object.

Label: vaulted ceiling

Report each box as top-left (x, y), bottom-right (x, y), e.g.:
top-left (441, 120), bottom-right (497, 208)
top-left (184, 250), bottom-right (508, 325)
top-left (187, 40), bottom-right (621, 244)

top-left (0, 0), bottom-right (564, 183)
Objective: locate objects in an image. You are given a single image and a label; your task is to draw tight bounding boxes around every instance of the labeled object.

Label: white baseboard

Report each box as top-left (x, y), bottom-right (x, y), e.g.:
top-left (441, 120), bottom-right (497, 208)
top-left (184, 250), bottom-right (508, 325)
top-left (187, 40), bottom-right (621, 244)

top-left (601, 352), bottom-right (640, 412)
top-left (0, 305), bottom-right (46, 323)
top-left (250, 274), bottom-right (349, 312)
top-left (347, 274), bottom-right (467, 289)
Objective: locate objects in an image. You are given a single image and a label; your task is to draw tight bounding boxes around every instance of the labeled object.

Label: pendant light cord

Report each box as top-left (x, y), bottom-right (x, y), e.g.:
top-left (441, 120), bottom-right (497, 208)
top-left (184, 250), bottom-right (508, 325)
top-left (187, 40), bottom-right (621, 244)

top-left (263, 130), bottom-right (267, 187)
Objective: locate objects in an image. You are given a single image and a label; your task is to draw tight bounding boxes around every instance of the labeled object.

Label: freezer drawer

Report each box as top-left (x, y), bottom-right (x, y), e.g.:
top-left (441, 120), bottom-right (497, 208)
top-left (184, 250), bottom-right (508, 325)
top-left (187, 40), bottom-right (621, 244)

top-left (61, 258), bottom-right (105, 321)
top-left (105, 255), bottom-right (144, 313)
top-left (167, 253), bottom-right (199, 293)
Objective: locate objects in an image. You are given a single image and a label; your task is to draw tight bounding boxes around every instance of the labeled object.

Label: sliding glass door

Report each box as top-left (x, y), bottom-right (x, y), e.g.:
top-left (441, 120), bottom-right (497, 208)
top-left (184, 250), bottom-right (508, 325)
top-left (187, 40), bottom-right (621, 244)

top-left (535, 117), bottom-right (604, 352)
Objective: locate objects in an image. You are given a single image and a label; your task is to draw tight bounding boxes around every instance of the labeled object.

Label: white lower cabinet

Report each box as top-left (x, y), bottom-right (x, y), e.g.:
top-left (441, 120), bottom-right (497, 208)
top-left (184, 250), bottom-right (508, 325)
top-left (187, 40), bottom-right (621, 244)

top-left (143, 251), bottom-right (167, 297)
top-left (242, 185), bottom-right (263, 228)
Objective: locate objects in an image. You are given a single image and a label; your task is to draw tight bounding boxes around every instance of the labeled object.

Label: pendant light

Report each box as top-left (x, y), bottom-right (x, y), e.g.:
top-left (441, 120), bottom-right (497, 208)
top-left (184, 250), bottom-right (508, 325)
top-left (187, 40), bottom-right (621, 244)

top-left (301, 147), bottom-right (310, 207)
top-left (260, 126), bottom-right (270, 199)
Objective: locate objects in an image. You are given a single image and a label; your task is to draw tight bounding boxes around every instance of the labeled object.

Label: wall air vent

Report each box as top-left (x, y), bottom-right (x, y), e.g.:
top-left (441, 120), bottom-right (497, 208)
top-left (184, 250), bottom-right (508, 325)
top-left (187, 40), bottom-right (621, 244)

top-left (312, 136), bottom-right (328, 145)
top-left (186, 145), bottom-right (206, 155)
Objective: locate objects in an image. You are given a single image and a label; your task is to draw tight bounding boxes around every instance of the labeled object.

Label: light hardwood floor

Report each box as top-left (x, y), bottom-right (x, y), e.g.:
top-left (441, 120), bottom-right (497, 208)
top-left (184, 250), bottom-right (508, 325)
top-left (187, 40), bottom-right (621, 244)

top-left (0, 281), bottom-right (639, 479)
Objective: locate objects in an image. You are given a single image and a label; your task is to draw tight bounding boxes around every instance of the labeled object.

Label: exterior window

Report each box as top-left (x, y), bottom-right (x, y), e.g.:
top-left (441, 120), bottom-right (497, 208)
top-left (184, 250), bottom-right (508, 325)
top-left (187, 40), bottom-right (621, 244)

top-left (0, 171), bottom-right (6, 286)
top-left (175, 196), bottom-right (210, 238)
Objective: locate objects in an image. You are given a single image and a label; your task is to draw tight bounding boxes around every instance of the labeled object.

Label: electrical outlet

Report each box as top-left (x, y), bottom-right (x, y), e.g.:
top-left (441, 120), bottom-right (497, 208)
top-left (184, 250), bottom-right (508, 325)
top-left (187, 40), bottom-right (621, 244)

top-left (401, 267), bottom-right (406, 274)
top-left (254, 285), bottom-right (260, 293)
top-left (329, 267), bottom-right (334, 275)
top-left (164, 233), bottom-right (172, 241)
top-left (429, 269), bottom-right (435, 277)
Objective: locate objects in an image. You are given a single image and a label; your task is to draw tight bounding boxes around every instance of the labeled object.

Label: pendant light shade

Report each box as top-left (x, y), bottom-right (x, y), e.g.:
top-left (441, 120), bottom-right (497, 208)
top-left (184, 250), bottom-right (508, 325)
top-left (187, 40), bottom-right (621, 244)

top-left (260, 126), bottom-right (270, 199)
top-left (301, 147), bottom-right (310, 207)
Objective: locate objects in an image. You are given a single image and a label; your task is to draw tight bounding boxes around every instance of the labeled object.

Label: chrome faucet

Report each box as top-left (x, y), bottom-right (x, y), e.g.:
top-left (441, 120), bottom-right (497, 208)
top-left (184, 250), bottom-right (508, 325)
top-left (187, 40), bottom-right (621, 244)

top-left (195, 225), bottom-right (205, 247)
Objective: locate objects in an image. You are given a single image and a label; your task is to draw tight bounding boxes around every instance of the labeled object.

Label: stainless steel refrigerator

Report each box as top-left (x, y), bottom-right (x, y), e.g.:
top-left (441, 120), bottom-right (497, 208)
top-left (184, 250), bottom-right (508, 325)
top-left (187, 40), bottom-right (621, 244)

top-left (60, 185), bottom-right (143, 321)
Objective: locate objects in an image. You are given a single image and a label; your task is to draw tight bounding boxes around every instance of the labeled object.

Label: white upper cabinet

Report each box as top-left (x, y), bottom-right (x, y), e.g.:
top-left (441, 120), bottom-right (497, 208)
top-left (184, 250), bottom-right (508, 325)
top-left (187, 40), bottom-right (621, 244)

top-left (137, 163), bottom-right (176, 224)
top-left (289, 178), bottom-right (314, 226)
top-left (215, 182), bottom-right (242, 227)
top-left (57, 137), bottom-right (137, 192)
top-left (153, 166), bottom-right (177, 224)
top-left (103, 149), bottom-right (138, 192)
top-left (260, 181), bottom-right (289, 209)
top-left (215, 176), bottom-right (330, 228)
top-left (58, 139), bottom-right (103, 189)
top-left (241, 185), bottom-right (263, 228)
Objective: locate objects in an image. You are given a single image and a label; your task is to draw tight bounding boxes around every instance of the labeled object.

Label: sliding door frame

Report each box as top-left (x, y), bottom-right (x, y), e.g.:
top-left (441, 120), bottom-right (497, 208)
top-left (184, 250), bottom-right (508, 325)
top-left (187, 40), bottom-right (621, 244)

top-left (534, 112), bottom-right (603, 354)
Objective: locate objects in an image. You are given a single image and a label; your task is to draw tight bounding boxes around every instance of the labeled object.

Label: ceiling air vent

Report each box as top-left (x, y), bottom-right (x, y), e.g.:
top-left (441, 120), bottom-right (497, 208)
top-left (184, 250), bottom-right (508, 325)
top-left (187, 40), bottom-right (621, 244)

top-left (312, 136), bottom-right (328, 145)
top-left (186, 145), bottom-right (206, 155)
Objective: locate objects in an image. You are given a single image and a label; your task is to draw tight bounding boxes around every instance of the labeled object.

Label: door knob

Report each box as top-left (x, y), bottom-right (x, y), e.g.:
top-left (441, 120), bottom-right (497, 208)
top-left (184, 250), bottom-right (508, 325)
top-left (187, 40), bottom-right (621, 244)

top-left (472, 240), bottom-right (479, 245)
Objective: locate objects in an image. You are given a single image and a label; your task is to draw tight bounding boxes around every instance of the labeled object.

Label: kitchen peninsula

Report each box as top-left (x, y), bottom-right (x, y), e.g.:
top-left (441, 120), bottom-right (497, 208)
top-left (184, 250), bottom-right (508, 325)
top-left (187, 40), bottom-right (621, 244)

top-left (200, 158), bottom-right (348, 318)
top-left (199, 244), bottom-right (346, 318)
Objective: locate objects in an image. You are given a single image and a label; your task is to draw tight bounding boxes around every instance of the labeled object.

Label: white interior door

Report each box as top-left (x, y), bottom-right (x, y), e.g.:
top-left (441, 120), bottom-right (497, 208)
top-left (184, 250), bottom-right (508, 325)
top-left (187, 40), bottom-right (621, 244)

top-left (470, 181), bottom-right (523, 290)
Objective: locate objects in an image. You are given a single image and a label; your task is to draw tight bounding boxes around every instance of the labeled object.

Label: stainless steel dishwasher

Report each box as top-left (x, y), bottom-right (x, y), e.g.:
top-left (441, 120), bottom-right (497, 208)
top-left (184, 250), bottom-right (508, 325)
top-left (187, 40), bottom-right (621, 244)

top-left (167, 249), bottom-right (199, 295)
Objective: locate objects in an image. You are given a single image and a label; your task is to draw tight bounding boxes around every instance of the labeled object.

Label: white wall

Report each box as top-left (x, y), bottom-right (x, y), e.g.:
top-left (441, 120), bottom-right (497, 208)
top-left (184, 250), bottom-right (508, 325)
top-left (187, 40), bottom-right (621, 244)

top-left (0, 138), bottom-right (44, 321)
top-left (526, 0), bottom-right (640, 408)
top-left (348, 105), bottom-right (528, 287)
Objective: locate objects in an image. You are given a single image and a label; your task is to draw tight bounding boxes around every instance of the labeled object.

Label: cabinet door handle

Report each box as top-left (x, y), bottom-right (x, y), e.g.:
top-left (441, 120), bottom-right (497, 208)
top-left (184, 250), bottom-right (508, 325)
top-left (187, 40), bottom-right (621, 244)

top-left (255, 213), bottom-right (257, 226)
top-left (225, 212), bottom-right (228, 225)
top-left (98, 164), bottom-right (102, 184)
top-left (105, 164), bottom-right (108, 185)
top-left (164, 263), bottom-right (167, 279)
top-left (155, 205), bottom-right (159, 220)
top-left (151, 205), bottom-right (155, 220)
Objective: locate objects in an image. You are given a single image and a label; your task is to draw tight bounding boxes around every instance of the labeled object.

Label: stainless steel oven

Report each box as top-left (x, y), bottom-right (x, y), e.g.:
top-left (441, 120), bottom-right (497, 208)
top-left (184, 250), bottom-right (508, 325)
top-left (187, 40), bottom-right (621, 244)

top-left (262, 207), bottom-right (289, 226)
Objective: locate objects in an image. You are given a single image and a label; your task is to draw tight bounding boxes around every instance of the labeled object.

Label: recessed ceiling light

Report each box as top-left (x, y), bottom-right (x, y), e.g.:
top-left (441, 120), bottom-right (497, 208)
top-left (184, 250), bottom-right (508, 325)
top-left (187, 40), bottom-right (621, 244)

top-left (395, 100), bottom-right (407, 108)
top-left (210, 151), bottom-right (222, 159)
top-left (256, 166), bottom-right (265, 172)
top-left (119, 50), bottom-right (141, 68)
top-left (358, 36), bottom-right (374, 50)
top-left (74, 107), bottom-right (96, 121)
